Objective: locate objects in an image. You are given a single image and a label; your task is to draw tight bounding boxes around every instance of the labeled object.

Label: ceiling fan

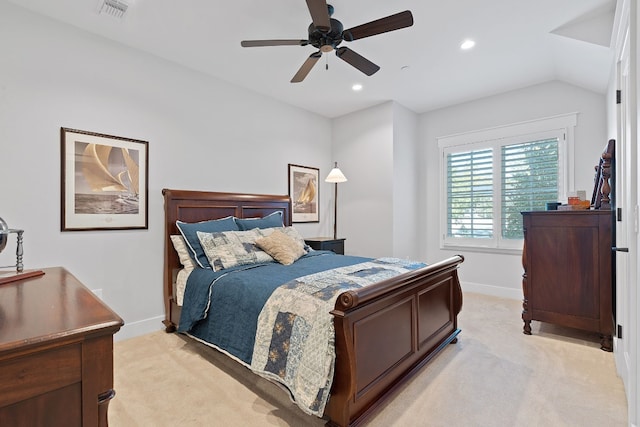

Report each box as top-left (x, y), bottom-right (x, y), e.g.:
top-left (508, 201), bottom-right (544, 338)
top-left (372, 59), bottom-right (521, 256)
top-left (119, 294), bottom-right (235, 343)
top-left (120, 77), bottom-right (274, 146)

top-left (240, 0), bottom-right (414, 83)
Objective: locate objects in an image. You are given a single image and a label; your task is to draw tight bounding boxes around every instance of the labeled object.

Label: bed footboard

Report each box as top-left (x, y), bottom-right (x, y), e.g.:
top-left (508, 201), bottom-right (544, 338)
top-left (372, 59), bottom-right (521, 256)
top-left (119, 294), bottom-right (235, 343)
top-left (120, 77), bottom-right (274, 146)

top-left (325, 255), bottom-right (464, 427)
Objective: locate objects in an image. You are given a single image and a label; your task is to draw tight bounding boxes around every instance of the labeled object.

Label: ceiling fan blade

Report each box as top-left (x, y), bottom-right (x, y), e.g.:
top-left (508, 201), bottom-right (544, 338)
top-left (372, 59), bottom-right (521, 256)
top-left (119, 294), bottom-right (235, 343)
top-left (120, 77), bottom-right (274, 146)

top-left (305, 0), bottom-right (331, 32)
top-left (335, 47), bottom-right (380, 76)
top-left (241, 39), bottom-right (308, 47)
top-left (291, 51), bottom-right (322, 83)
top-left (342, 10), bottom-right (414, 41)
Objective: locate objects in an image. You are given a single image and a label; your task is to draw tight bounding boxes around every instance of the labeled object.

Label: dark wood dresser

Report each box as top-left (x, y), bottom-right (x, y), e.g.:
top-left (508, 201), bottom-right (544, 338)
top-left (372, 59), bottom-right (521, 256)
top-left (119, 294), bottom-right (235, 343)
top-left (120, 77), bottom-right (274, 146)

top-left (521, 210), bottom-right (613, 351)
top-left (0, 267), bottom-right (123, 426)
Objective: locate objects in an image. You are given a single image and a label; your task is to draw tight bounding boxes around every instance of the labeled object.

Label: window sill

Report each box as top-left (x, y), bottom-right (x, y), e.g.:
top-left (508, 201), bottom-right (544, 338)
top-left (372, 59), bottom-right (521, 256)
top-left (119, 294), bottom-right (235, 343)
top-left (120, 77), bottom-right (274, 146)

top-left (441, 244), bottom-right (522, 256)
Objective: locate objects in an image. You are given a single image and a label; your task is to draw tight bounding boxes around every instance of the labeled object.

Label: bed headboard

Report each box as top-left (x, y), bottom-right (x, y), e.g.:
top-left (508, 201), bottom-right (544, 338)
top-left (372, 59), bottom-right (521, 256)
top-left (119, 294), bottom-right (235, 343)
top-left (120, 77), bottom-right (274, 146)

top-left (162, 188), bottom-right (292, 329)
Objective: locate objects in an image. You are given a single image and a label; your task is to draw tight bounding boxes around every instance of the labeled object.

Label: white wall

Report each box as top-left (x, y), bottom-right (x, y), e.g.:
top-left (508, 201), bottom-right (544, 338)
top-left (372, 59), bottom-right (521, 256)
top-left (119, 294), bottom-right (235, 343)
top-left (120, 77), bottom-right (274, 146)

top-left (331, 102), bottom-right (394, 258)
top-left (392, 103), bottom-right (419, 260)
top-left (0, 1), bottom-right (332, 340)
top-left (330, 101), bottom-right (420, 260)
top-left (419, 81), bottom-right (608, 298)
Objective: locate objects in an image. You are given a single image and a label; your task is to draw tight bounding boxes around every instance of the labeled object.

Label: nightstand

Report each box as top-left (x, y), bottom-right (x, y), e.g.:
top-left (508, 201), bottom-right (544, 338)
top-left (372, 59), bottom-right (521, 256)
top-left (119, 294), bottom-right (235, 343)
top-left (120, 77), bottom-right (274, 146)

top-left (304, 237), bottom-right (345, 255)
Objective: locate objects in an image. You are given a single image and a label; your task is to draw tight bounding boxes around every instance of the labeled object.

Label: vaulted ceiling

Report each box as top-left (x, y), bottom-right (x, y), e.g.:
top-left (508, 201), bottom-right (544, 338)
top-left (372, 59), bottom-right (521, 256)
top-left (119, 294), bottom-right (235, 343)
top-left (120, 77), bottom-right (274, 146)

top-left (7, 0), bottom-right (617, 118)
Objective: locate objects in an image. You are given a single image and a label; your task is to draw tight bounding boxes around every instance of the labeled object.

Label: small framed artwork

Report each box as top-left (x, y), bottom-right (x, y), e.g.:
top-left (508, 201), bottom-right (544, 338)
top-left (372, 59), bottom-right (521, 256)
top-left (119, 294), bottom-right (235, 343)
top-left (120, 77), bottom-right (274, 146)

top-left (61, 127), bottom-right (149, 231)
top-left (288, 164), bottom-right (319, 223)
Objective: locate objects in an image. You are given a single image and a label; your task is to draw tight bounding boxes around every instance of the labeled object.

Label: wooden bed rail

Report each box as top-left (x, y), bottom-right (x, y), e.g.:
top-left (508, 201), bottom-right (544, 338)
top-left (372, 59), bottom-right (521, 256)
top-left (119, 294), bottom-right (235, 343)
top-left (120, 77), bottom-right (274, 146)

top-left (327, 254), bottom-right (464, 427)
top-left (335, 255), bottom-right (465, 311)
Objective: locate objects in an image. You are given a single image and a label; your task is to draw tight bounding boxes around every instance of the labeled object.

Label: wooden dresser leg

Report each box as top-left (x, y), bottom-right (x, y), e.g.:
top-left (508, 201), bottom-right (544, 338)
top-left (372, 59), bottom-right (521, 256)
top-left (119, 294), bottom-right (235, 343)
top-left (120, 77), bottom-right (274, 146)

top-left (98, 389), bottom-right (116, 427)
top-left (600, 335), bottom-right (613, 352)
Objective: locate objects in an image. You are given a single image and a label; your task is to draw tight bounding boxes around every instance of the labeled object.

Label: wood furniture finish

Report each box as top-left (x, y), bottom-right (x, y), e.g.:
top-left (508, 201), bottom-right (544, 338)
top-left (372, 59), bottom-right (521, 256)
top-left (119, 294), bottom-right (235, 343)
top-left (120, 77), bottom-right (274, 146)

top-left (0, 267), bottom-right (124, 426)
top-left (304, 237), bottom-right (345, 254)
top-left (521, 210), bottom-right (613, 351)
top-left (163, 189), bottom-right (464, 427)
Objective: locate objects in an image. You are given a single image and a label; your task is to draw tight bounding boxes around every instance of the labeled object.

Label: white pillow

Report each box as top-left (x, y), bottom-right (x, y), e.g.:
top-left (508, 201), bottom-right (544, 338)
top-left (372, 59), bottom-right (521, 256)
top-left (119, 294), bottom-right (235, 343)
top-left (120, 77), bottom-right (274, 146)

top-left (170, 235), bottom-right (196, 271)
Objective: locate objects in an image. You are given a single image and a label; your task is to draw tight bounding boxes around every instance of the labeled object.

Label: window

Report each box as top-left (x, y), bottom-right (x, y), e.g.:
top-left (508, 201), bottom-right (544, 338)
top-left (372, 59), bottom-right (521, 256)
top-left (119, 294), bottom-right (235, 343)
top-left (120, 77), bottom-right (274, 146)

top-left (439, 114), bottom-right (576, 251)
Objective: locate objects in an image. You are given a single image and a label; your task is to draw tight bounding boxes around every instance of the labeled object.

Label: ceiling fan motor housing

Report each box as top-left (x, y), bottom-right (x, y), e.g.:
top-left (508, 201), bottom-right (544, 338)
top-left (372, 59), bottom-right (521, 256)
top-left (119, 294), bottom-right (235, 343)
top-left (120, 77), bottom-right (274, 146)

top-left (308, 18), bottom-right (343, 51)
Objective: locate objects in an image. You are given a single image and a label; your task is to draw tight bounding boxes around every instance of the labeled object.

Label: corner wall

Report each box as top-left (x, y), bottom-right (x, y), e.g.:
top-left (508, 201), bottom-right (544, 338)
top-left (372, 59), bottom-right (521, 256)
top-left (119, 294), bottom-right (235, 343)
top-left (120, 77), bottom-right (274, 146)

top-left (331, 102), bottom-right (419, 260)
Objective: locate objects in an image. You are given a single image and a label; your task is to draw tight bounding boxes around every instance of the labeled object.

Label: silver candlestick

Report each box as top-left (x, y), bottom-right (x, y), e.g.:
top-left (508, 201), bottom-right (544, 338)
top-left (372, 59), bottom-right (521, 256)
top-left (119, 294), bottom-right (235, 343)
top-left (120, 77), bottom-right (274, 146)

top-left (0, 217), bottom-right (25, 273)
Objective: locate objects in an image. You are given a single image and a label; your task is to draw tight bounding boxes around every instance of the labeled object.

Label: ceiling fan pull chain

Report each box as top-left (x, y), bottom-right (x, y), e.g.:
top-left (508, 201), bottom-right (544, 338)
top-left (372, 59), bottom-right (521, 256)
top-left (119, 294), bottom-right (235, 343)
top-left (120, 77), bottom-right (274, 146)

top-left (326, 55), bottom-right (329, 70)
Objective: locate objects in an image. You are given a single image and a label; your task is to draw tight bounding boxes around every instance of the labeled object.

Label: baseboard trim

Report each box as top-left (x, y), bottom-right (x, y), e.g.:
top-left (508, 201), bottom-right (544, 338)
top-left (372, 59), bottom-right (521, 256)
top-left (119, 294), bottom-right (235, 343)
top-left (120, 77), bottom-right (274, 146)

top-left (461, 281), bottom-right (522, 301)
top-left (114, 315), bottom-right (165, 342)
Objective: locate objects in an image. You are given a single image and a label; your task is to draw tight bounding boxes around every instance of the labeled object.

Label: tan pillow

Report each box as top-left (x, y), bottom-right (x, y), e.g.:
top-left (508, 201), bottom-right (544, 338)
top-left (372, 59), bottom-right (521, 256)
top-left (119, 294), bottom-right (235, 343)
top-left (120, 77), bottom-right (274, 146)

top-left (255, 229), bottom-right (306, 265)
top-left (170, 235), bottom-right (196, 271)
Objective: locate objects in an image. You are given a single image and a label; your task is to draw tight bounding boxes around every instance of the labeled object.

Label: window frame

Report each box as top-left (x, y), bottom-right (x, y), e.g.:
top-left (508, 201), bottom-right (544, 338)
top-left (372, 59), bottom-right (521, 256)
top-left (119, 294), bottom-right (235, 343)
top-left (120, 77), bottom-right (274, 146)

top-left (438, 113), bottom-right (577, 253)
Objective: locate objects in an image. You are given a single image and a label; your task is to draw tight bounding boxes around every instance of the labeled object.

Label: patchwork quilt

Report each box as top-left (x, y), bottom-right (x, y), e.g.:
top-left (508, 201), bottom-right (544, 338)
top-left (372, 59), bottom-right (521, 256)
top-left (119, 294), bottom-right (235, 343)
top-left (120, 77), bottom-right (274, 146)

top-left (250, 257), bottom-right (426, 416)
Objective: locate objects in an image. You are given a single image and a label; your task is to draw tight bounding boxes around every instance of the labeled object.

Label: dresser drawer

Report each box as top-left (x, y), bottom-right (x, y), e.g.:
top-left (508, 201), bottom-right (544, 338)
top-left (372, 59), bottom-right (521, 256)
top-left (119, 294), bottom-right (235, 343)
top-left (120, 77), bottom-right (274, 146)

top-left (0, 344), bottom-right (82, 407)
top-left (322, 240), bottom-right (344, 254)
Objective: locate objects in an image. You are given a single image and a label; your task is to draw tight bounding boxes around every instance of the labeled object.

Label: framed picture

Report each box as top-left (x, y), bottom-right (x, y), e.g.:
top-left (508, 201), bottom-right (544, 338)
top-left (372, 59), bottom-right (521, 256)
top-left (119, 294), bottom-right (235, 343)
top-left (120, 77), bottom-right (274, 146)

top-left (61, 127), bottom-right (149, 231)
top-left (288, 164), bottom-right (319, 223)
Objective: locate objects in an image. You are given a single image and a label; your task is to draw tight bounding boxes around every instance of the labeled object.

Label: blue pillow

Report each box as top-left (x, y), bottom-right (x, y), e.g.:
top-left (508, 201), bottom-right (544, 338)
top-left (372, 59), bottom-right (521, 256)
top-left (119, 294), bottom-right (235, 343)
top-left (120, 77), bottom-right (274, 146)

top-left (235, 211), bottom-right (284, 231)
top-left (176, 216), bottom-right (239, 269)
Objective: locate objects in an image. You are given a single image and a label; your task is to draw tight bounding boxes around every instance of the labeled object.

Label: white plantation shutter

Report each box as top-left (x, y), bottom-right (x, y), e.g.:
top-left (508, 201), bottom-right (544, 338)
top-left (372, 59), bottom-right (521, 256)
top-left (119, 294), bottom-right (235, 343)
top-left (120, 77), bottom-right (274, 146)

top-left (501, 138), bottom-right (559, 239)
top-left (446, 148), bottom-right (493, 238)
top-left (438, 113), bottom-right (574, 251)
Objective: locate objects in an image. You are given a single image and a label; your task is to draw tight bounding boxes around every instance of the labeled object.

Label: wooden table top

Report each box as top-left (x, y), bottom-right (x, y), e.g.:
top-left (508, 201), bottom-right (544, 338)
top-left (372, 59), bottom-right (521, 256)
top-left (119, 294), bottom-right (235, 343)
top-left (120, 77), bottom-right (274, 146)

top-left (0, 267), bottom-right (123, 353)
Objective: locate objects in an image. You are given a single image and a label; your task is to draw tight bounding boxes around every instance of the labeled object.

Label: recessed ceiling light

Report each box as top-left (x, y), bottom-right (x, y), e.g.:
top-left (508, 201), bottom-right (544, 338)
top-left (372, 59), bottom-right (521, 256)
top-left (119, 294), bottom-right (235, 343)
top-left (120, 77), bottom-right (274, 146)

top-left (352, 84), bottom-right (363, 91)
top-left (460, 39), bottom-right (476, 50)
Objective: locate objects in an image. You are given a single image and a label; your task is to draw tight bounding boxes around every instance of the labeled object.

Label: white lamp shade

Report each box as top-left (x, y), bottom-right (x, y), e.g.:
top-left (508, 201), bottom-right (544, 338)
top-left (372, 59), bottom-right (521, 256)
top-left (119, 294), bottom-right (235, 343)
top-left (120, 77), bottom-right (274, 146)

top-left (325, 163), bottom-right (347, 183)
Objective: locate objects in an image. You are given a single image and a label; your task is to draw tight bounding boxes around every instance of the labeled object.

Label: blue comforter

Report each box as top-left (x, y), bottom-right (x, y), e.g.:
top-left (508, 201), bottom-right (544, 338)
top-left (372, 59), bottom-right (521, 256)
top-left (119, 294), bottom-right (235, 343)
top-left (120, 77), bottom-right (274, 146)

top-left (178, 251), bottom-right (370, 364)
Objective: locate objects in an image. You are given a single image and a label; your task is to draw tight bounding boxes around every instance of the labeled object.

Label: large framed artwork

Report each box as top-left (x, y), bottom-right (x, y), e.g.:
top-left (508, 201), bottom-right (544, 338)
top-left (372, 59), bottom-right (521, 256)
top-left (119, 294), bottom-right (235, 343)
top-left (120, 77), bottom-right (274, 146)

top-left (288, 164), bottom-right (319, 223)
top-left (61, 127), bottom-right (149, 231)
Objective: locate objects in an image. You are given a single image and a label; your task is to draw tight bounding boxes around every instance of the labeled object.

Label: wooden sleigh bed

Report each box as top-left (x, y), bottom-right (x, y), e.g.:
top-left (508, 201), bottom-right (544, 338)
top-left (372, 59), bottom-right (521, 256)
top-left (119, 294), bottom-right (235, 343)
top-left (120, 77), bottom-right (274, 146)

top-left (163, 188), bottom-right (464, 427)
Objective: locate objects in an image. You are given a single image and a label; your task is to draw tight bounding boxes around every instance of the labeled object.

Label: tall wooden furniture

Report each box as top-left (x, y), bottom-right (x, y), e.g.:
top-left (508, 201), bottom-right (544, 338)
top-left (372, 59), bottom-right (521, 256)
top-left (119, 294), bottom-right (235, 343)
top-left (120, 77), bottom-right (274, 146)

top-left (521, 140), bottom-right (615, 352)
top-left (521, 211), bottom-right (613, 351)
top-left (0, 267), bottom-right (123, 426)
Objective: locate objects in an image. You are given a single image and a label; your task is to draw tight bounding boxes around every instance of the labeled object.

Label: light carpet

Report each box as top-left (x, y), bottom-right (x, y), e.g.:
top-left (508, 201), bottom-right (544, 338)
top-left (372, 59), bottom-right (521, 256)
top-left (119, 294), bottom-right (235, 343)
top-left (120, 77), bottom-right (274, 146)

top-left (109, 293), bottom-right (627, 426)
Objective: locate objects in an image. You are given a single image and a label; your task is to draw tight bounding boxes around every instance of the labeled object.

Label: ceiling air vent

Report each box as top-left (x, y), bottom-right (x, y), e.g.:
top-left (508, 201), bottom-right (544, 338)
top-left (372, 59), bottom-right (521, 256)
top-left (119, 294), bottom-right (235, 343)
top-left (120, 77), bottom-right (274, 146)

top-left (99, 0), bottom-right (129, 18)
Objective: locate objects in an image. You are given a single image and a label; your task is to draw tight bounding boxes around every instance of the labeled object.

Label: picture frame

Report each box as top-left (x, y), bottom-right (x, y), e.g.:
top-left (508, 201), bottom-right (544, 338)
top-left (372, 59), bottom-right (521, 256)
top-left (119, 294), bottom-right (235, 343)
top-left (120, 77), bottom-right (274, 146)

top-left (288, 164), bottom-right (319, 223)
top-left (61, 127), bottom-right (149, 231)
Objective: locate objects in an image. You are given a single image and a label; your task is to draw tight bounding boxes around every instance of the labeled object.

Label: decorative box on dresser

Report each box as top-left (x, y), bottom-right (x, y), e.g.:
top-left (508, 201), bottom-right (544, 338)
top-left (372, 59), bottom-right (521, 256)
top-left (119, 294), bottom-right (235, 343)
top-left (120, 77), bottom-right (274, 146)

top-left (0, 267), bottom-right (124, 426)
top-left (521, 210), bottom-right (613, 351)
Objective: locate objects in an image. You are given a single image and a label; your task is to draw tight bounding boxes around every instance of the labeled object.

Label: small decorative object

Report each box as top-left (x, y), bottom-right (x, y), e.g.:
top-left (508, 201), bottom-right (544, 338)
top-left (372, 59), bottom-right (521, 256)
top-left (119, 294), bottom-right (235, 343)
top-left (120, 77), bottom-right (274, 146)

top-left (288, 164), bottom-right (319, 223)
top-left (325, 162), bottom-right (348, 239)
top-left (0, 216), bottom-right (44, 285)
top-left (61, 127), bottom-right (149, 231)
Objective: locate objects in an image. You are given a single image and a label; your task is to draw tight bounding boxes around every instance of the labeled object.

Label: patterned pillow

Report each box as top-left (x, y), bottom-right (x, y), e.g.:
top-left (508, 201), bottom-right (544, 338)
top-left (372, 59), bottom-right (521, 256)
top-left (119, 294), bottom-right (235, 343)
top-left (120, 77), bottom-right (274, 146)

top-left (176, 216), bottom-right (239, 269)
top-left (255, 229), bottom-right (306, 265)
top-left (197, 229), bottom-right (274, 271)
